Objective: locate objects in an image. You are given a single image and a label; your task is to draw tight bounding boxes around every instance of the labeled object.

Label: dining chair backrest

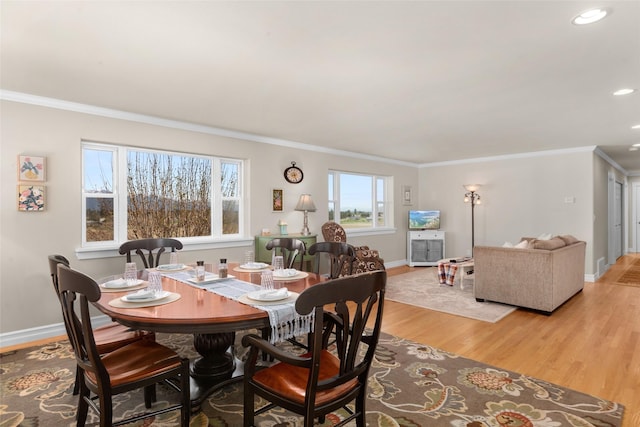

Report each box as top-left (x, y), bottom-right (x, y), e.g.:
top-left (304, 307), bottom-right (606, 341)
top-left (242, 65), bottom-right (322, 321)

top-left (118, 238), bottom-right (183, 268)
top-left (265, 238), bottom-right (306, 270)
top-left (308, 241), bottom-right (355, 279)
top-left (48, 254), bottom-right (70, 296)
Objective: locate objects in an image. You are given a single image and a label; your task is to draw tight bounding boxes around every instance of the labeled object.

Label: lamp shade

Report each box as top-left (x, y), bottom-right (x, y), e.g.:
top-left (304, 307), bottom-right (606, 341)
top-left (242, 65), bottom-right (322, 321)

top-left (295, 194), bottom-right (316, 212)
top-left (463, 184), bottom-right (482, 192)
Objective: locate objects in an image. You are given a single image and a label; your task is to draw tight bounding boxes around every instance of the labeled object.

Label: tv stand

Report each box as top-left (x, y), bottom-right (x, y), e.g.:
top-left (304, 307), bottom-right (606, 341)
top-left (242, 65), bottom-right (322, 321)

top-left (407, 230), bottom-right (445, 266)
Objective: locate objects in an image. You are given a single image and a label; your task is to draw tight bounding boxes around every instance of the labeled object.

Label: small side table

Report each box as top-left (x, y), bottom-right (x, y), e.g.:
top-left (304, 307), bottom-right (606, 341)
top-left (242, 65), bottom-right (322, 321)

top-left (437, 258), bottom-right (474, 290)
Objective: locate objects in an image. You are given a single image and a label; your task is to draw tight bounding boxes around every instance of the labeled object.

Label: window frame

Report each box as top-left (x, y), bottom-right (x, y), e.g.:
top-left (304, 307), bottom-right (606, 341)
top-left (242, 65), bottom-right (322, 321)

top-left (79, 141), bottom-right (248, 256)
top-left (328, 169), bottom-right (394, 234)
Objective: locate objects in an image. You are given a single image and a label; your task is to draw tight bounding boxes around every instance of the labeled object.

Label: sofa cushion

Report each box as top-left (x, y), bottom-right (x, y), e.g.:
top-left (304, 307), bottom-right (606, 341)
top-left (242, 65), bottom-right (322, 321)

top-left (557, 234), bottom-right (580, 245)
top-left (532, 237), bottom-right (566, 250)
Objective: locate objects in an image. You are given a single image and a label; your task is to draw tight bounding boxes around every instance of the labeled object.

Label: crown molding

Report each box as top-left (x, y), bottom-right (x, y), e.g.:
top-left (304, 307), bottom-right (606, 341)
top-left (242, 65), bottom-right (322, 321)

top-left (0, 90), bottom-right (417, 167)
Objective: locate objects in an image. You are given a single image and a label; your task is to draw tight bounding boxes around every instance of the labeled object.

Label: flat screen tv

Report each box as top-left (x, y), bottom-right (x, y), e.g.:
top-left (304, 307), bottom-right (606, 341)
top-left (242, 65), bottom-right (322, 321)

top-left (409, 210), bottom-right (440, 230)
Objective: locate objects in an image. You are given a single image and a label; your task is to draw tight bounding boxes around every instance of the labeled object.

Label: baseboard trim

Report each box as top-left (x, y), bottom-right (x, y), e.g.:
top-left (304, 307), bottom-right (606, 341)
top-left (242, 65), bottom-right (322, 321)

top-left (0, 315), bottom-right (112, 348)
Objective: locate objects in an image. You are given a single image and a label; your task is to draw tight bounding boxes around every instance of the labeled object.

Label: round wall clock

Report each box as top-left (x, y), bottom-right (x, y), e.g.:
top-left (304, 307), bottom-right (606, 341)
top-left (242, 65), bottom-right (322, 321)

top-left (284, 161), bottom-right (304, 184)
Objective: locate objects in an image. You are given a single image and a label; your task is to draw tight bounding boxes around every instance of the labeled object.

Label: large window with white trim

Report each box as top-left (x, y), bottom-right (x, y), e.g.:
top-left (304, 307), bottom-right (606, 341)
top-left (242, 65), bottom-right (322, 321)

top-left (82, 142), bottom-right (243, 247)
top-left (328, 170), bottom-right (393, 229)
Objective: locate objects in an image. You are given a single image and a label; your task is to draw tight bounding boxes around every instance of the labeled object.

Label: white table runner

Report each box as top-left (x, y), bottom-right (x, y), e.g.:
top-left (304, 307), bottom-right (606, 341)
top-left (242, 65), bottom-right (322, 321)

top-left (160, 271), bottom-right (313, 343)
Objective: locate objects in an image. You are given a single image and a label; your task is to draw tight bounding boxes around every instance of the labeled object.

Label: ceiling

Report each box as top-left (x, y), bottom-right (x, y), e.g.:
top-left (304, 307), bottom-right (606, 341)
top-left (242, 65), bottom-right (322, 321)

top-left (2, 1), bottom-right (639, 174)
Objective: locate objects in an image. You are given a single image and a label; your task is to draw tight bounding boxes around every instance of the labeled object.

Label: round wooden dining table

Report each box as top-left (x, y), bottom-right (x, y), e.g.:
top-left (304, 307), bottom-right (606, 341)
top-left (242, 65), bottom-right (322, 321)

top-left (93, 263), bottom-right (324, 411)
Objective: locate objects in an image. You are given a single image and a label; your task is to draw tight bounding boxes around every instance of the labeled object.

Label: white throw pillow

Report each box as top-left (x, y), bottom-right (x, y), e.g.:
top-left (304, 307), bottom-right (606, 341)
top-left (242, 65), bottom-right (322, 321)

top-left (514, 240), bottom-right (529, 249)
top-left (502, 241), bottom-right (514, 248)
top-left (537, 233), bottom-right (552, 240)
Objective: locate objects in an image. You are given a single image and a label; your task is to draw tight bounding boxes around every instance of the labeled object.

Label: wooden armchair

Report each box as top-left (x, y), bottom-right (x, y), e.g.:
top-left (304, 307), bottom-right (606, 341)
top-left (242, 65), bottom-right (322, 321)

top-left (321, 221), bottom-right (385, 275)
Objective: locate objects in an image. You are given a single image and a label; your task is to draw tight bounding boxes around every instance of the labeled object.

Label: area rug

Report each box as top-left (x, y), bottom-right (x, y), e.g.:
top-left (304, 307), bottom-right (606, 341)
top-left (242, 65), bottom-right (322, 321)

top-left (0, 332), bottom-right (624, 427)
top-left (386, 267), bottom-right (517, 322)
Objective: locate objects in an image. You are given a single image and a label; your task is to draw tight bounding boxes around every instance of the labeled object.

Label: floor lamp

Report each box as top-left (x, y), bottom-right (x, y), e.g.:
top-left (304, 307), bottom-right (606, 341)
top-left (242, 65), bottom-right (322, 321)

top-left (463, 184), bottom-right (481, 256)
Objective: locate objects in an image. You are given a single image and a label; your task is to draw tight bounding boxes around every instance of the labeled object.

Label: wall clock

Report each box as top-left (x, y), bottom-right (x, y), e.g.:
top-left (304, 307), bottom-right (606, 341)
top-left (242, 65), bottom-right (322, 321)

top-left (284, 161), bottom-right (304, 184)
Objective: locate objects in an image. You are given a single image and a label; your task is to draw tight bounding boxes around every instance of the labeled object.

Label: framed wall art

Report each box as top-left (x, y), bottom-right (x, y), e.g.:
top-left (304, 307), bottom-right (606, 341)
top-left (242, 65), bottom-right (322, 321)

top-left (272, 189), bottom-right (283, 212)
top-left (18, 155), bottom-right (46, 182)
top-left (18, 185), bottom-right (46, 211)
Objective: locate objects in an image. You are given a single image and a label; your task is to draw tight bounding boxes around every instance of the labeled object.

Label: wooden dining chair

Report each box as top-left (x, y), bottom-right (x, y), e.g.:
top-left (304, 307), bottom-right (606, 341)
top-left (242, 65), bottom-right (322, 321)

top-left (118, 238), bottom-right (183, 268)
top-left (47, 255), bottom-right (154, 396)
top-left (265, 238), bottom-right (306, 270)
top-left (242, 270), bottom-right (386, 427)
top-left (56, 264), bottom-right (190, 427)
top-left (308, 241), bottom-right (355, 279)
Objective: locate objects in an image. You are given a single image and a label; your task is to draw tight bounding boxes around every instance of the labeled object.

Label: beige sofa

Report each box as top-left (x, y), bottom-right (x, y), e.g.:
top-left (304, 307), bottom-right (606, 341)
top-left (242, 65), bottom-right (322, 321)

top-left (473, 236), bottom-right (586, 314)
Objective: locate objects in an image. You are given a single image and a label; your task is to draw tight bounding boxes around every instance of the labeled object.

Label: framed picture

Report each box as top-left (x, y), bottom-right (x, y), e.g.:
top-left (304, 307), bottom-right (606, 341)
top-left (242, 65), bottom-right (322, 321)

top-left (402, 185), bottom-right (413, 206)
top-left (18, 155), bottom-right (46, 182)
top-left (18, 185), bottom-right (45, 211)
top-left (272, 188), bottom-right (283, 212)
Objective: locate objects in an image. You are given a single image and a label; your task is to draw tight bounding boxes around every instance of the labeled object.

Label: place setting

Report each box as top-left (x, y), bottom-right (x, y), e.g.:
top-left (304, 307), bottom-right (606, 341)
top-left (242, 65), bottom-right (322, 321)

top-left (109, 270), bottom-right (181, 308)
top-left (233, 250), bottom-right (271, 273)
top-left (236, 269), bottom-right (298, 306)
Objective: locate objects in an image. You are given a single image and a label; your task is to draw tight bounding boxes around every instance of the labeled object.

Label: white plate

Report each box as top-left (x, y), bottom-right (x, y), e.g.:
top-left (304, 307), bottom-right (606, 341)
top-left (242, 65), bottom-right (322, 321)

top-left (240, 262), bottom-right (269, 270)
top-left (156, 264), bottom-right (186, 271)
top-left (187, 274), bottom-right (235, 285)
top-left (246, 289), bottom-right (290, 302)
top-left (273, 269), bottom-right (298, 278)
top-left (122, 290), bottom-right (171, 303)
top-left (101, 279), bottom-right (144, 289)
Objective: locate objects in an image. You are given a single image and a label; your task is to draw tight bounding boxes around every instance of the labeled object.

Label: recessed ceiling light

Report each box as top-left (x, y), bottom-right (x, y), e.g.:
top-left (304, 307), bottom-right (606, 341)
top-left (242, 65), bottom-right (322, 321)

top-left (613, 88), bottom-right (636, 96)
top-left (572, 8), bottom-right (609, 25)
top-left (632, 124), bottom-right (640, 129)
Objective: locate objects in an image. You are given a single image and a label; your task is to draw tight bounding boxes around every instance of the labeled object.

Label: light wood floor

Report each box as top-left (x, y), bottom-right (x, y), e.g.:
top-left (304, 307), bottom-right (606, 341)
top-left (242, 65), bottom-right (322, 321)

top-left (4, 255), bottom-right (639, 426)
top-left (383, 254), bottom-right (640, 427)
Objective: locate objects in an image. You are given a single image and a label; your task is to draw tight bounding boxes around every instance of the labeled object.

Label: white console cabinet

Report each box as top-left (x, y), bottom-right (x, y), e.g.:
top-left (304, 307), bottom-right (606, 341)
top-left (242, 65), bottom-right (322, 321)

top-left (407, 230), bottom-right (445, 266)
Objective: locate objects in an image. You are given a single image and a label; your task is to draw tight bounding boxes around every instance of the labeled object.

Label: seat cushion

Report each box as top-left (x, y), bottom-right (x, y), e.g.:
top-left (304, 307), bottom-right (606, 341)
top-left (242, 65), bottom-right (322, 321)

top-left (252, 349), bottom-right (358, 406)
top-left (86, 340), bottom-right (182, 387)
top-left (94, 323), bottom-right (154, 354)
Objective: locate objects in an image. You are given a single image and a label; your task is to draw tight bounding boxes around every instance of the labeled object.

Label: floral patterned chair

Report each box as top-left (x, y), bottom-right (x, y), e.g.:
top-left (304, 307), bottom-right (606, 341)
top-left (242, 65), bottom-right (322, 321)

top-left (321, 221), bottom-right (385, 275)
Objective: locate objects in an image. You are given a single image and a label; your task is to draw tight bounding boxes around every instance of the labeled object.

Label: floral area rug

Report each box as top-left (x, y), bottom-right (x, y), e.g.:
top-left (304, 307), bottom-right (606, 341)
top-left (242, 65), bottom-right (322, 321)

top-left (386, 268), bottom-right (517, 322)
top-left (0, 332), bottom-right (624, 427)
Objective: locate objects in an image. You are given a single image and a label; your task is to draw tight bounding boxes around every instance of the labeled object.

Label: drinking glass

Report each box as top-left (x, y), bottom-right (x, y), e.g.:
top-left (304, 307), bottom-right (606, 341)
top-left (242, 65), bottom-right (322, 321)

top-left (244, 250), bottom-right (255, 266)
top-left (261, 270), bottom-right (274, 290)
top-left (169, 252), bottom-right (178, 265)
top-left (273, 255), bottom-right (284, 274)
top-left (124, 262), bottom-right (137, 285)
top-left (148, 271), bottom-right (162, 293)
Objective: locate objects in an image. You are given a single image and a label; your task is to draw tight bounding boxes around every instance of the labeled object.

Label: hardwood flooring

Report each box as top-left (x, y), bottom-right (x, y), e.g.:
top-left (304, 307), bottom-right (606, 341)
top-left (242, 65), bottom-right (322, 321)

top-left (383, 254), bottom-right (640, 427)
top-left (4, 255), bottom-right (639, 426)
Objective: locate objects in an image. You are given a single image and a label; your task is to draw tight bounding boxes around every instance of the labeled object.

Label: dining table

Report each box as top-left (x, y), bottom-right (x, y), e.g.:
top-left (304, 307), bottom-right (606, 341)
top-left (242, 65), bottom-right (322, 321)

top-left (93, 262), bottom-right (324, 411)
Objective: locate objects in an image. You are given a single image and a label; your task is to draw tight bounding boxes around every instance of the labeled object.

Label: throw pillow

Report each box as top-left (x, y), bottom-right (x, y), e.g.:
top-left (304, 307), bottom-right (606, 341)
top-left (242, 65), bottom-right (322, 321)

top-left (502, 241), bottom-right (514, 248)
top-left (514, 239), bottom-right (530, 249)
top-left (557, 234), bottom-right (579, 245)
top-left (532, 237), bottom-right (566, 250)
top-left (537, 232), bottom-right (553, 240)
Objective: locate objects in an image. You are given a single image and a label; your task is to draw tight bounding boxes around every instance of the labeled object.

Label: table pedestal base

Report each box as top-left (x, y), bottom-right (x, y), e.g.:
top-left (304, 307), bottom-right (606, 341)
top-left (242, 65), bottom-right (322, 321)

top-left (189, 332), bottom-right (244, 412)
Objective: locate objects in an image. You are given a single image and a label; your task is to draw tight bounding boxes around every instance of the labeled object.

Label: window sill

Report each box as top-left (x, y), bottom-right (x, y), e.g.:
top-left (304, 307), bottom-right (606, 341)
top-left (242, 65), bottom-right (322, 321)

top-left (75, 237), bottom-right (254, 260)
top-left (343, 227), bottom-right (397, 238)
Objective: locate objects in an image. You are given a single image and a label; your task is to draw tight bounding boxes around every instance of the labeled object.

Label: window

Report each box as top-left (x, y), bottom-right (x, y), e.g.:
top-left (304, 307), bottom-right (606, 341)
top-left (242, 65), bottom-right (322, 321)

top-left (82, 142), bottom-right (244, 247)
top-left (328, 170), bottom-right (393, 229)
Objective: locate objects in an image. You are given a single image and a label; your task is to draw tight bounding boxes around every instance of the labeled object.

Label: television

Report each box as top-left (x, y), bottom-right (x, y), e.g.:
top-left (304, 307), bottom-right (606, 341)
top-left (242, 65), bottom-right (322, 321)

top-left (409, 210), bottom-right (441, 230)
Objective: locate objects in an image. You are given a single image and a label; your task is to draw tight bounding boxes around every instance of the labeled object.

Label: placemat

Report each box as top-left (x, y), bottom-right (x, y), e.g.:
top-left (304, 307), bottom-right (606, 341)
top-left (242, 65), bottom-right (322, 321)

top-left (108, 292), bottom-right (181, 308)
top-left (273, 271), bottom-right (308, 281)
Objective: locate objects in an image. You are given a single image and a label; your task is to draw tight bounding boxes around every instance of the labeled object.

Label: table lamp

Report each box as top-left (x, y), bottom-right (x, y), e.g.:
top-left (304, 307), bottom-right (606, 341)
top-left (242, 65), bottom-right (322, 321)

top-left (295, 194), bottom-right (316, 236)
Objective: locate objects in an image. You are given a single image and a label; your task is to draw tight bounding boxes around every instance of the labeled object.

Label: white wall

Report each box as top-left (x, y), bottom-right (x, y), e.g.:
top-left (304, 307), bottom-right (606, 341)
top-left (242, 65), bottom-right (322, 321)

top-left (418, 150), bottom-right (596, 274)
top-left (0, 100), bottom-right (417, 334)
